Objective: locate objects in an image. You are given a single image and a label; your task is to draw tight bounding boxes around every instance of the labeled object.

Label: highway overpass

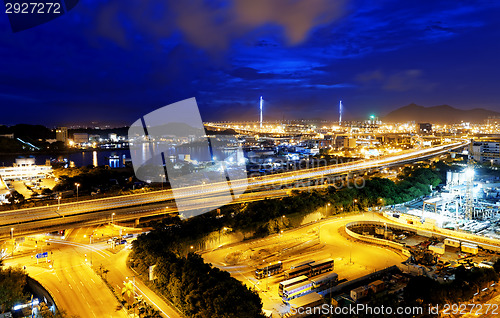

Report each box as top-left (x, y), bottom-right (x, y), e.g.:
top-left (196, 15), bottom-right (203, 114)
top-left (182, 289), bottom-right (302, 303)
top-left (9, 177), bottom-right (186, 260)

top-left (0, 140), bottom-right (468, 239)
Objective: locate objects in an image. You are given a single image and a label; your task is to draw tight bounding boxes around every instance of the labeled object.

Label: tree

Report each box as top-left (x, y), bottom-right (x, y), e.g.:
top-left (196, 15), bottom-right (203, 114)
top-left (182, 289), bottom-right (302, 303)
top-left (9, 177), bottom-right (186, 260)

top-left (7, 190), bottom-right (24, 204)
top-left (0, 266), bottom-right (27, 313)
top-left (38, 303), bottom-right (79, 318)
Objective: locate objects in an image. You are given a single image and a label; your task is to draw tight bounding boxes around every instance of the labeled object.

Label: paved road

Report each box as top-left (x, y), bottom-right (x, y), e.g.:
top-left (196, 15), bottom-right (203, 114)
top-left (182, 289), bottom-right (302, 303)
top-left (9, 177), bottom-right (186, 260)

top-left (4, 240), bottom-right (127, 318)
top-left (4, 235), bottom-right (182, 318)
top-left (202, 212), bottom-right (407, 315)
top-left (102, 250), bottom-right (182, 318)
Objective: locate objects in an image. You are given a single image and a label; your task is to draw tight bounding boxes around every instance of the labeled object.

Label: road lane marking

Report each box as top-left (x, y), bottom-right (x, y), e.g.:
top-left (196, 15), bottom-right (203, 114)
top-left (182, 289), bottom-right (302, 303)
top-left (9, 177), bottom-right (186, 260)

top-left (47, 239), bottom-right (109, 258)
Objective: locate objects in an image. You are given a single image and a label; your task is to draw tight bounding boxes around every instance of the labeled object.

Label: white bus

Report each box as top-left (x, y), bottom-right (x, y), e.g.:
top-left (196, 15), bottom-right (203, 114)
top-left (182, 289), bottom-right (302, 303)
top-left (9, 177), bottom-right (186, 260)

top-left (278, 275), bottom-right (308, 297)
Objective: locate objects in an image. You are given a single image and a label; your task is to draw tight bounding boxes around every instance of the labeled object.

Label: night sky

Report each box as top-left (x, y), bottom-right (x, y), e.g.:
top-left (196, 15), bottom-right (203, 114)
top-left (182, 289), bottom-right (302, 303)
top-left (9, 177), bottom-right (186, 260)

top-left (1, 0), bottom-right (500, 126)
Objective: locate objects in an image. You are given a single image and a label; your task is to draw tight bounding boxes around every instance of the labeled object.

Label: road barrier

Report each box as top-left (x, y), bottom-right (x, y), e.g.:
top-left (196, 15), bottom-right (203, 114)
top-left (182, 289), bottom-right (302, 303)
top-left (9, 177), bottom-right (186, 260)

top-left (344, 221), bottom-right (409, 255)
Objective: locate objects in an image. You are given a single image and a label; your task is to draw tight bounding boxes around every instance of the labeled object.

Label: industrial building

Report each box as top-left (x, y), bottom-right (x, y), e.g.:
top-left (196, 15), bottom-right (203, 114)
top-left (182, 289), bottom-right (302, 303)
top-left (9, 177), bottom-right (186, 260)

top-left (0, 175), bottom-right (9, 203)
top-left (73, 133), bottom-right (89, 144)
top-left (0, 157), bottom-right (52, 181)
top-left (470, 140), bottom-right (500, 164)
top-left (419, 123), bottom-right (432, 134)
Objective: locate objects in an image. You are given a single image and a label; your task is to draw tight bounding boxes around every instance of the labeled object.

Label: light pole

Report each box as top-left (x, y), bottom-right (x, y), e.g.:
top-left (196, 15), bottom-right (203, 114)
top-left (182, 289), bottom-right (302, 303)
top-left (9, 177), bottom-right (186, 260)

top-left (57, 195), bottom-right (61, 210)
top-left (353, 199), bottom-right (358, 211)
top-left (266, 263), bottom-right (271, 291)
top-left (75, 183), bottom-right (80, 201)
top-left (89, 234), bottom-right (93, 266)
top-left (111, 212), bottom-right (115, 225)
top-left (10, 228), bottom-right (14, 256)
top-left (325, 202), bottom-right (331, 215)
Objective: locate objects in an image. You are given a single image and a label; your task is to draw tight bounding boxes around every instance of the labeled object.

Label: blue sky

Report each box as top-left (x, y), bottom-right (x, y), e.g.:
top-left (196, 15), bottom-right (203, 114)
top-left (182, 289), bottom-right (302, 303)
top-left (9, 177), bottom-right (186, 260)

top-left (1, 0), bottom-right (500, 126)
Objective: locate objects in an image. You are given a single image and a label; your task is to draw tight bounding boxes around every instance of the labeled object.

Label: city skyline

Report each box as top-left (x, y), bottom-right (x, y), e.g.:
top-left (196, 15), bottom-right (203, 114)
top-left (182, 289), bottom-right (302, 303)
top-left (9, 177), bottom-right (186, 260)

top-left (1, 0), bottom-right (500, 126)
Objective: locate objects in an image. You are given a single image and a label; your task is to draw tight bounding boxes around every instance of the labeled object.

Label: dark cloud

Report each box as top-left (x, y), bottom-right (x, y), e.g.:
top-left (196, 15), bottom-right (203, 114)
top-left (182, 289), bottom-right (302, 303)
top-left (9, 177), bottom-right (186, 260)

top-left (91, 0), bottom-right (347, 52)
top-left (229, 67), bottom-right (276, 80)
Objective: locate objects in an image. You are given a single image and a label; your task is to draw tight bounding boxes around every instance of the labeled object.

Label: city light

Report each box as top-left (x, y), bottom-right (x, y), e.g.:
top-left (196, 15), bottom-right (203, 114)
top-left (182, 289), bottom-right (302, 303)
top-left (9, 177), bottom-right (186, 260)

top-left (465, 167), bottom-right (475, 179)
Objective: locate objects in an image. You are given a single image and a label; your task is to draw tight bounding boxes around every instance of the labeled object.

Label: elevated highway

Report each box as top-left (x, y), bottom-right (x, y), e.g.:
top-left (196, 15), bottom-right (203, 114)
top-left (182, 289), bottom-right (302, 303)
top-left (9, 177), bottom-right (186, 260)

top-left (0, 140), bottom-right (468, 239)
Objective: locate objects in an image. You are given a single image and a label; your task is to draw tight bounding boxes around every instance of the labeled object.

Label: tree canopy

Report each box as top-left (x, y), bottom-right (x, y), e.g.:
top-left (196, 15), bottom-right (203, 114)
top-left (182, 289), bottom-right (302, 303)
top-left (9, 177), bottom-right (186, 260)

top-left (0, 266), bottom-right (27, 313)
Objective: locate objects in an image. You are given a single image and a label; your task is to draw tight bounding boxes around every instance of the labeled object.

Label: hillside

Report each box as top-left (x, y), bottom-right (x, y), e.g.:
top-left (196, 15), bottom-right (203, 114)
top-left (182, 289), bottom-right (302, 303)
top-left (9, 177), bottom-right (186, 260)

top-left (383, 103), bottom-right (500, 124)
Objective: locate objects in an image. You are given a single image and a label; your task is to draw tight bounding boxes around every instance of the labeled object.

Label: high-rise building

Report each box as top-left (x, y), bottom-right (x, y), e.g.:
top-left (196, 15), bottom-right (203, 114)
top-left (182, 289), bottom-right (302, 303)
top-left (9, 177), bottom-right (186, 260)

top-left (56, 127), bottom-right (68, 143)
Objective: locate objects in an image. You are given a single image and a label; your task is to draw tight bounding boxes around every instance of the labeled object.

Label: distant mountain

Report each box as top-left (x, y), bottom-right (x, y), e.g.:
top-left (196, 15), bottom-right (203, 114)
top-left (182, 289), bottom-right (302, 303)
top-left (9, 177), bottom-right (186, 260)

top-left (383, 103), bottom-right (500, 124)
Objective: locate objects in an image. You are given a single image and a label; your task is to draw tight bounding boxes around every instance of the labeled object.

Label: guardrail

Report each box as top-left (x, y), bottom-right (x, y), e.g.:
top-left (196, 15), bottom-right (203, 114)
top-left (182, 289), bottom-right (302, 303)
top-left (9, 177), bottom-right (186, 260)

top-left (344, 221), bottom-right (409, 255)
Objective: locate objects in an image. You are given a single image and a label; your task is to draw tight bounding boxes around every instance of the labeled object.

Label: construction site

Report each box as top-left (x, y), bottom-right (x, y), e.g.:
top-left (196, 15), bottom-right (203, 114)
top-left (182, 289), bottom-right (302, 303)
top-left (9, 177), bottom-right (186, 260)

top-left (393, 163), bottom-right (500, 240)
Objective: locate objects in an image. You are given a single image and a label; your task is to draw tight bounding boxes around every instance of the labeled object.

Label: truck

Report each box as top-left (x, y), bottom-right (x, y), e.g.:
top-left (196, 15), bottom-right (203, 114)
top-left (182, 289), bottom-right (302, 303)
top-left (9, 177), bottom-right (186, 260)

top-left (444, 238), bottom-right (461, 248)
top-left (461, 242), bottom-right (478, 255)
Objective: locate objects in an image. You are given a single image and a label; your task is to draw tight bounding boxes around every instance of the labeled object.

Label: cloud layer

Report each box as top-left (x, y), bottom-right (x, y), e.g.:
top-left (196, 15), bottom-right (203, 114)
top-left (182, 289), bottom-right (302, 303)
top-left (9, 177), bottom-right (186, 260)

top-left (0, 0), bottom-right (499, 125)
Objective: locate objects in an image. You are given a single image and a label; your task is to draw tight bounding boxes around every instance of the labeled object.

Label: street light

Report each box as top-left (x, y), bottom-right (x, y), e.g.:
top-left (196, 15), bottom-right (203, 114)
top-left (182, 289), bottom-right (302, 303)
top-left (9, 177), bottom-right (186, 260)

top-left (89, 234), bottom-right (93, 266)
top-left (10, 228), bottom-right (14, 256)
top-left (57, 195), bottom-right (61, 210)
top-left (111, 212), bottom-right (115, 225)
top-left (353, 199), bottom-right (358, 211)
top-left (75, 183), bottom-right (80, 201)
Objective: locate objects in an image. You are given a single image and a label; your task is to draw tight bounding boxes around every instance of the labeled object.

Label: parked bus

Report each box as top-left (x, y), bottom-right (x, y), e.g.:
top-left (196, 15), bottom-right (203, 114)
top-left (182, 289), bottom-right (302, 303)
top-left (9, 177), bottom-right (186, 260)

top-left (255, 261), bottom-right (283, 279)
top-left (284, 260), bottom-right (314, 280)
top-left (310, 272), bottom-right (338, 290)
top-left (284, 266), bottom-right (310, 280)
top-left (278, 275), bottom-right (309, 297)
top-left (310, 258), bottom-right (334, 276)
top-left (290, 259), bottom-right (315, 269)
top-left (283, 280), bottom-right (313, 302)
